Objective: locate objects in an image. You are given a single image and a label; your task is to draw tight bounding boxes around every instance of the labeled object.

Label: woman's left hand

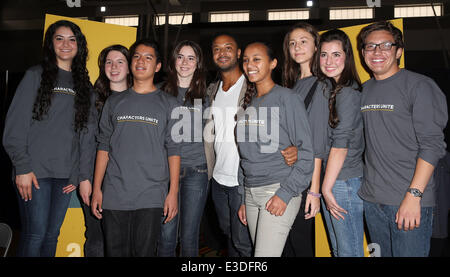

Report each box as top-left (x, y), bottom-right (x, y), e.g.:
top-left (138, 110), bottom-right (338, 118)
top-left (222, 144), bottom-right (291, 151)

top-left (322, 188), bottom-right (347, 220)
top-left (304, 193), bottom-right (320, 219)
top-left (79, 180), bottom-right (92, 206)
top-left (163, 192), bottom-right (178, 224)
top-left (62, 184), bottom-right (77, 194)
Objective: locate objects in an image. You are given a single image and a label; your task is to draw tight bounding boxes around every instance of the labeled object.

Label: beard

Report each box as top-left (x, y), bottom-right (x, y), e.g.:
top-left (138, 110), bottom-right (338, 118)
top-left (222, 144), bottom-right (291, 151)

top-left (214, 57), bottom-right (239, 73)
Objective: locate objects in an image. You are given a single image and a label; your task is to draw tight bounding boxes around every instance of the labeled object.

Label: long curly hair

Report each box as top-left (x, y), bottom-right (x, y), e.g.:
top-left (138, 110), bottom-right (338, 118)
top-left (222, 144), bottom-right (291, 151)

top-left (314, 29), bottom-right (362, 129)
top-left (32, 20), bottom-right (92, 132)
top-left (282, 22), bottom-right (319, 89)
top-left (242, 42), bottom-right (275, 110)
top-left (94, 44), bottom-right (131, 112)
top-left (162, 40), bottom-right (206, 105)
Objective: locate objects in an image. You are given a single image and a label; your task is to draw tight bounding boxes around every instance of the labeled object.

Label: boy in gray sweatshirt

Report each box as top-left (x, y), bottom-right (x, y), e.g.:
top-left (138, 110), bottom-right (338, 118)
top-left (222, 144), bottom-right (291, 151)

top-left (357, 21), bottom-right (447, 257)
top-left (91, 40), bottom-right (181, 257)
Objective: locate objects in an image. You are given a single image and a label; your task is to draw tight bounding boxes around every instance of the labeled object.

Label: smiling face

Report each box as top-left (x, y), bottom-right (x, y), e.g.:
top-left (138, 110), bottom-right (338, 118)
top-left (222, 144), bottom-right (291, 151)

top-left (288, 28), bottom-right (316, 66)
top-left (131, 44), bottom-right (161, 81)
top-left (243, 43), bottom-right (277, 85)
top-left (175, 45), bottom-right (197, 80)
top-left (53, 26), bottom-right (78, 68)
top-left (319, 40), bottom-right (346, 82)
top-left (105, 50), bottom-right (129, 84)
top-left (212, 35), bottom-right (241, 72)
top-left (362, 30), bottom-right (403, 80)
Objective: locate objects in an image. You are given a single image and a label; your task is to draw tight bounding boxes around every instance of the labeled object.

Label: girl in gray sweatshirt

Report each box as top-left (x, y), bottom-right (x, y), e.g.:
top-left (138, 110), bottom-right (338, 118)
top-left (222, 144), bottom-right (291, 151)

top-left (314, 29), bottom-right (365, 257)
top-left (158, 40), bottom-right (209, 257)
top-left (236, 42), bottom-right (314, 257)
top-left (2, 20), bottom-right (96, 257)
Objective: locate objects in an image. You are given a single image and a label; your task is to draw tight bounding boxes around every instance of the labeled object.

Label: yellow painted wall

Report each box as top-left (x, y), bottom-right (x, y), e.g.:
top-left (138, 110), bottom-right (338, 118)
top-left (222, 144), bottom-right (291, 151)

top-left (315, 18), bottom-right (404, 257)
top-left (43, 14), bottom-right (136, 257)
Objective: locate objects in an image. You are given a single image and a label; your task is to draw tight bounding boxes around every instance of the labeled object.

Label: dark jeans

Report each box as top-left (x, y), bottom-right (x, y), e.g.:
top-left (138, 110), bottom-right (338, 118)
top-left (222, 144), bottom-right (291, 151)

top-left (282, 188), bottom-right (315, 257)
top-left (81, 201), bottom-right (104, 257)
top-left (158, 164), bottom-right (209, 257)
top-left (16, 178), bottom-right (72, 257)
top-left (364, 200), bottom-right (434, 257)
top-left (102, 208), bottom-right (163, 257)
top-left (211, 178), bottom-right (252, 257)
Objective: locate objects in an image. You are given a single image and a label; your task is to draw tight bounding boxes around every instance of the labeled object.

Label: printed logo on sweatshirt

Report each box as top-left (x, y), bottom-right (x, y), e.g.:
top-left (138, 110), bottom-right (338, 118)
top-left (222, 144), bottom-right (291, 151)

top-left (179, 105), bottom-right (202, 113)
top-left (361, 104), bottom-right (395, 112)
top-left (53, 87), bottom-right (76, 96)
top-left (235, 106), bottom-right (280, 154)
top-left (237, 119), bottom-right (266, 127)
top-left (117, 115), bottom-right (159, 125)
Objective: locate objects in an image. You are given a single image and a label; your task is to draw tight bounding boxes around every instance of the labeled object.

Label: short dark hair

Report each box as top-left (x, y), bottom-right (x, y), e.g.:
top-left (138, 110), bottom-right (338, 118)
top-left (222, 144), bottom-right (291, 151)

top-left (358, 21), bottom-right (404, 51)
top-left (129, 38), bottom-right (162, 63)
top-left (211, 32), bottom-right (240, 49)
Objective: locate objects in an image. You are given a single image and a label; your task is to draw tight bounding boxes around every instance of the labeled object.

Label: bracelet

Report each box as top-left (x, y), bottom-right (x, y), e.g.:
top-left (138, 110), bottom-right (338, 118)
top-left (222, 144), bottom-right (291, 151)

top-left (308, 190), bottom-right (321, 198)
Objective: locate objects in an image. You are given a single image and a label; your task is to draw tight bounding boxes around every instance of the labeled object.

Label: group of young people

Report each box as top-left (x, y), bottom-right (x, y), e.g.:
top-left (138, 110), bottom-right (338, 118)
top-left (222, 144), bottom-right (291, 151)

top-left (2, 19), bottom-right (447, 258)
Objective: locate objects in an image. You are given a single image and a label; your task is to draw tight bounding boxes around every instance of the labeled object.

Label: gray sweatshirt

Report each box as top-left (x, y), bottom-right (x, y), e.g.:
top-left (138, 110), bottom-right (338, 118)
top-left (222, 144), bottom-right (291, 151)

top-left (293, 76), bottom-right (328, 160)
top-left (3, 65), bottom-right (96, 185)
top-left (236, 84), bottom-right (314, 204)
top-left (294, 78), bottom-right (364, 180)
top-left (174, 87), bottom-right (208, 168)
top-left (358, 69), bottom-right (448, 207)
top-left (97, 88), bottom-right (181, 210)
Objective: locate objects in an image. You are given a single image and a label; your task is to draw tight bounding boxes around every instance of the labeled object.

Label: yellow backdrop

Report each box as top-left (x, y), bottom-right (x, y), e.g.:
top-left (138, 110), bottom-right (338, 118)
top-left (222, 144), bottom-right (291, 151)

top-left (315, 18), bottom-right (404, 257)
top-left (43, 14), bottom-right (136, 257)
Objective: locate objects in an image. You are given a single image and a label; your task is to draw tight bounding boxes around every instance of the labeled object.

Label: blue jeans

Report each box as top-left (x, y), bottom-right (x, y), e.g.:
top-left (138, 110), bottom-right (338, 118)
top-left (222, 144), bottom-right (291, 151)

top-left (158, 164), bottom-right (209, 257)
top-left (211, 178), bottom-right (252, 257)
top-left (321, 176), bottom-right (364, 257)
top-left (363, 200), bottom-right (433, 257)
top-left (16, 178), bottom-right (72, 257)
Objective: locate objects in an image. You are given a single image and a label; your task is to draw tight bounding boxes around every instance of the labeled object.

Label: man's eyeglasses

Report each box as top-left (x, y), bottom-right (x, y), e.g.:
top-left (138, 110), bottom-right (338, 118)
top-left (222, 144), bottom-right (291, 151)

top-left (363, 42), bottom-right (397, 51)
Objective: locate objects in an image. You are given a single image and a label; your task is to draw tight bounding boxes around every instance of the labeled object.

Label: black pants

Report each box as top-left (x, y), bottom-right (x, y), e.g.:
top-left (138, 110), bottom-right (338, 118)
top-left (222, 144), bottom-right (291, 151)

top-left (282, 188), bottom-right (315, 257)
top-left (102, 208), bottom-right (163, 257)
top-left (81, 202), bottom-right (105, 257)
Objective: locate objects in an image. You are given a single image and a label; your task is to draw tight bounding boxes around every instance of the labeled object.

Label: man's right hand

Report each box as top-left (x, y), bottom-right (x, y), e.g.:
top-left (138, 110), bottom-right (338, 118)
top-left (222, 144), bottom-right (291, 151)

top-left (238, 204), bottom-right (247, 225)
top-left (91, 189), bottom-right (103, 219)
top-left (15, 172), bottom-right (39, 201)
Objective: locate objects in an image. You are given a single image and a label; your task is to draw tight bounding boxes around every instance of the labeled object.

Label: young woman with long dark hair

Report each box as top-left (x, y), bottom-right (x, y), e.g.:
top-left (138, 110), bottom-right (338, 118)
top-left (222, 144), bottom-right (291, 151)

top-left (314, 29), bottom-right (364, 257)
top-left (236, 42), bottom-right (314, 257)
top-left (158, 40), bottom-right (209, 257)
top-left (3, 20), bottom-right (95, 257)
top-left (281, 22), bottom-right (321, 257)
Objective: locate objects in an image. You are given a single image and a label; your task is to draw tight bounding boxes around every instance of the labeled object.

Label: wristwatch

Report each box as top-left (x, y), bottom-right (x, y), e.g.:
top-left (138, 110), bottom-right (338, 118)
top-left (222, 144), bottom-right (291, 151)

top-left (406, 188), bottom-right (423, 198)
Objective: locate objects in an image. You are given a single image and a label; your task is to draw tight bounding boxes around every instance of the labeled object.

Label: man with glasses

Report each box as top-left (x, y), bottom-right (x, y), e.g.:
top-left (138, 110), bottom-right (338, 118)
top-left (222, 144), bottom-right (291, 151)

top-left (357, 21), bottom-right (447, 257)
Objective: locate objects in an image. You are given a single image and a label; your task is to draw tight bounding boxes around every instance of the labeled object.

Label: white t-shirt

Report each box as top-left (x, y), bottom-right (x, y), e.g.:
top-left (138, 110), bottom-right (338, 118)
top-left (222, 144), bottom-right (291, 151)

top-left (212, 74), bottom-right (245, 187)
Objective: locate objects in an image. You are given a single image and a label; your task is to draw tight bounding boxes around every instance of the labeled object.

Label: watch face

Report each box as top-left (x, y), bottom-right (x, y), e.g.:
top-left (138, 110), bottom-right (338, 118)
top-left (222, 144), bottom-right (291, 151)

top-left (408, 188), bottom-right (423, 198)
